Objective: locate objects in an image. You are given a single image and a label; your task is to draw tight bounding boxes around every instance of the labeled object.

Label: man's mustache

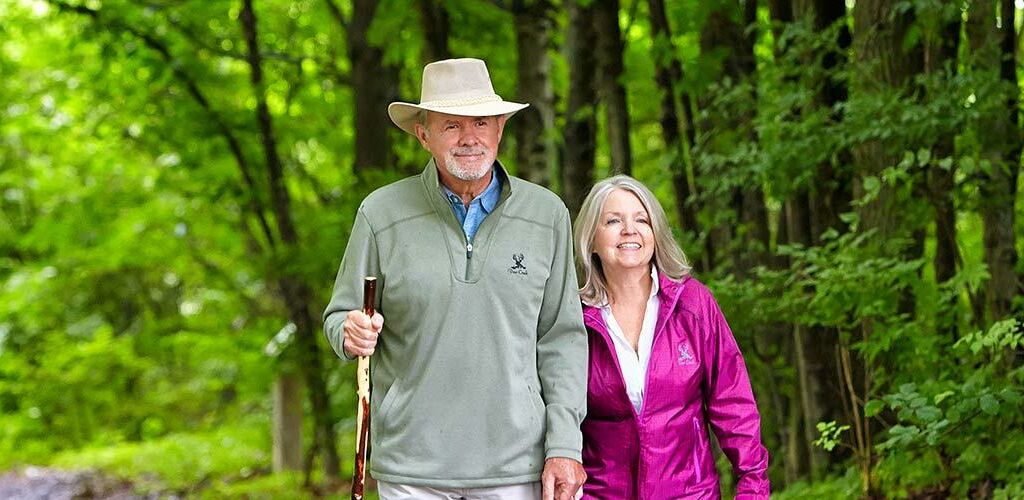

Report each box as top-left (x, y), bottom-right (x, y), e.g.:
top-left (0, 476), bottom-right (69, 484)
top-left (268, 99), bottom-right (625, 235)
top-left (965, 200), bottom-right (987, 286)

top-left (450, 147), bottom-right (489, 156)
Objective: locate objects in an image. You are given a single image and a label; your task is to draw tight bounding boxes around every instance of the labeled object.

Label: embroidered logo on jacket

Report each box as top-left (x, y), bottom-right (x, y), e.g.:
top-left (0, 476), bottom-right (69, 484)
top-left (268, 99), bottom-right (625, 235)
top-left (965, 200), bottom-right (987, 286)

top-left (677, 343), bottom-right (696, 366)
top-left (508, 253), bottom-right (528, 275)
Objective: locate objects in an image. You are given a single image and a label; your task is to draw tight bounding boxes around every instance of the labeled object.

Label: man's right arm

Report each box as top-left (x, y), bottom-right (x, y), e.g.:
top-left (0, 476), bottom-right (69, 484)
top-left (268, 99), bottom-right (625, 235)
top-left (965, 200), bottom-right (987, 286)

top-left (324, 206), bottom-right (383, 360)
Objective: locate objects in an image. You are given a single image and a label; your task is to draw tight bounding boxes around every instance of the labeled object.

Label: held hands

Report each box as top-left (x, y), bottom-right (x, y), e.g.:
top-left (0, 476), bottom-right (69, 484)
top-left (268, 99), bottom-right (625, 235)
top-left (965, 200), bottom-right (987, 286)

top-left (542, 457), bottom-right (586, 500)
top-left (342, 309), bottom-right (384, 357)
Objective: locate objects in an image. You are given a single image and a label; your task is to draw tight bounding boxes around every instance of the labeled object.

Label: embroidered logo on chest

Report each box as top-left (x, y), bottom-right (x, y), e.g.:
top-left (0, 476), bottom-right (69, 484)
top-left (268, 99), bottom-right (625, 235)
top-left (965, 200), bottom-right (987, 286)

top-left (677, 343), bottom-right (696, 366)
top-left (508, 253), bottom-right (528, 275)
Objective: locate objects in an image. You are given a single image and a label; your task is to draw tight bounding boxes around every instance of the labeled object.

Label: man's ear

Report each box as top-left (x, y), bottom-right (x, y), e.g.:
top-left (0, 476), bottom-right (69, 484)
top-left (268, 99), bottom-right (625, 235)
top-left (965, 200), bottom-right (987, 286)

top-left (414, 122), bottom-right (430, 149)
top-left (496, 114), bottom-right (508, 140)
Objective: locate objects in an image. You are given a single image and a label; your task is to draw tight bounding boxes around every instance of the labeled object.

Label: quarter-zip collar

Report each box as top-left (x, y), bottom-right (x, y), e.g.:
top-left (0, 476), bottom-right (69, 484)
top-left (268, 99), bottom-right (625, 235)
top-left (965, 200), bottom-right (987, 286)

top-left (420, 158), bottom-right (512, 283)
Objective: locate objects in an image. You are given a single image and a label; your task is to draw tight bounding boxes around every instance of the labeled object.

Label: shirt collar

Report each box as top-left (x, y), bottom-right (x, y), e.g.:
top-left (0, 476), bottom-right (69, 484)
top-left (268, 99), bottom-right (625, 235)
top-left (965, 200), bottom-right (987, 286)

top-left (649, 265), bottom-right (661, 299)
top-left (440, 167), bottom-right (502, 213)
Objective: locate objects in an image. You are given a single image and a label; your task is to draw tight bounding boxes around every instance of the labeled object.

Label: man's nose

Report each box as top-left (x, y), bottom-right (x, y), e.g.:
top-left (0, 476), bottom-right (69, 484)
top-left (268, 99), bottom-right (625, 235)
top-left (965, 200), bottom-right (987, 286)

top-left (457, 128), bottom-right (480, 146)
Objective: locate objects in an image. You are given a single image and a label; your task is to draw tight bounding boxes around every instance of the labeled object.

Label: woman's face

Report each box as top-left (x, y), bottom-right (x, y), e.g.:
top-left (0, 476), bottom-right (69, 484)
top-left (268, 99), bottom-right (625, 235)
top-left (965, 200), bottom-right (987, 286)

top-left (593, 189), bottom-right (655, 275)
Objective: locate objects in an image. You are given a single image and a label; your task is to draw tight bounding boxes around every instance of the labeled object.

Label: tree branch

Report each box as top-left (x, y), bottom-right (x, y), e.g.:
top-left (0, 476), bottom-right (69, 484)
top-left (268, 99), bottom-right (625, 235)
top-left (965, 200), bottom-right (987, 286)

top-left (47, 0), bottom-right (279, 251)
top-left (323, 0), bottom-right (349, 31)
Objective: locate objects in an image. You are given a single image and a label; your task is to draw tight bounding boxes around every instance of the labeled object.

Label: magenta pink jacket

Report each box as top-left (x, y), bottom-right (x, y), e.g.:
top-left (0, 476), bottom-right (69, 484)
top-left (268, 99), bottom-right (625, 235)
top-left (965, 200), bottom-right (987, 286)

top-left (581, 274), bottom-right (770, 500)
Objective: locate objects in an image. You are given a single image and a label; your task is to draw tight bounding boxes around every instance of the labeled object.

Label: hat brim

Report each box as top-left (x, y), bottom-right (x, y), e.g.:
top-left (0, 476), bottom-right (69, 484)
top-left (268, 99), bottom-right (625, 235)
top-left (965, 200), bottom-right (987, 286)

top-left (388, 101), bottom-right (529, 136)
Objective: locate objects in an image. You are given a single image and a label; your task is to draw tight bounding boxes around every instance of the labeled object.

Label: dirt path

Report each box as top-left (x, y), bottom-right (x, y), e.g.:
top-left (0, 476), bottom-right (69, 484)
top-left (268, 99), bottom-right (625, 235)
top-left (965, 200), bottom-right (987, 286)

top-left (0, 467), bottom-right (150, 500)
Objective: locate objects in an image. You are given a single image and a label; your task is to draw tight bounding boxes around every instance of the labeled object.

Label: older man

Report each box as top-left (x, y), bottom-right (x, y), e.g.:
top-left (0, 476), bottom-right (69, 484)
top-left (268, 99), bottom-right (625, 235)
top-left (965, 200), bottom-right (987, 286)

top-left (323, 58), bottom-right (588, 500)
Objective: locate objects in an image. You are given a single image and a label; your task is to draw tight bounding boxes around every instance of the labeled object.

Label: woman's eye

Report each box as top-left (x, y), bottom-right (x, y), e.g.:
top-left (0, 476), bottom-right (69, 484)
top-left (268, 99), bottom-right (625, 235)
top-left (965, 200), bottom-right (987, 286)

top-left (605, 218), bottom-right (620, 225)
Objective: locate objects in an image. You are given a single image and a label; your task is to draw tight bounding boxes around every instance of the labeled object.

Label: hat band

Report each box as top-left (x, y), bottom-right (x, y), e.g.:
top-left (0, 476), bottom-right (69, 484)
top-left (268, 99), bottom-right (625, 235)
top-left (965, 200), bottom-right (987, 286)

top-left (419, 94), bottom-right (503, 108)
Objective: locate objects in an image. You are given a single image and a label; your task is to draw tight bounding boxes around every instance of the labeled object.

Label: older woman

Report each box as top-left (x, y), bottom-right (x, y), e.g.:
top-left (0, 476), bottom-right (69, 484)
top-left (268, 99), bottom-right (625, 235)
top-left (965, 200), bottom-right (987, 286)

top-left (573, 175), bottom-right (769, 499)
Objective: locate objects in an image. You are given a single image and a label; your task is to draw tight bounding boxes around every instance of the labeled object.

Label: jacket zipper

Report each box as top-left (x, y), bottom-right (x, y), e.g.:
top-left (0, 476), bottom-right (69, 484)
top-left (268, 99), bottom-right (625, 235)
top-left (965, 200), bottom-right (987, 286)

top-left (465, 241), bottom-right (473, 281)
top-left (693, 418), bottom-right (704, 483)
top-left (587, 314), bottom-right (646, 499)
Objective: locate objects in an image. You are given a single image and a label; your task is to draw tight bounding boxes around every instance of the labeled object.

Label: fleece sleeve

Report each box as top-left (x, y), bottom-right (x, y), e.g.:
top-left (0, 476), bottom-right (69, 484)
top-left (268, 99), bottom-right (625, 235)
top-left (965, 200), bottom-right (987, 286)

top-left (323, 206), bottom-right (382, 361)
top-left (535, 206), bottom-right (589, 462)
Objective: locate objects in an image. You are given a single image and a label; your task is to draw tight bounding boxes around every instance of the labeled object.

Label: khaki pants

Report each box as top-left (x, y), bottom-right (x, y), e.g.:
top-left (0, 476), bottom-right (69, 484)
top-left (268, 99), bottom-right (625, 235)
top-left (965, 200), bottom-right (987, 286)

top-left (377, 481), bottom-right (542, 500)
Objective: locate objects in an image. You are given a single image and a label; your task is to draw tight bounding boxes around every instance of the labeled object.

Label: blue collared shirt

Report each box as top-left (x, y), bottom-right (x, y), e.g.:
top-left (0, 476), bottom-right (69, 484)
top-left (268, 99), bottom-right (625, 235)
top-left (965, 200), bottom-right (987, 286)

top-left (441, 170), bottom-right (501, 243)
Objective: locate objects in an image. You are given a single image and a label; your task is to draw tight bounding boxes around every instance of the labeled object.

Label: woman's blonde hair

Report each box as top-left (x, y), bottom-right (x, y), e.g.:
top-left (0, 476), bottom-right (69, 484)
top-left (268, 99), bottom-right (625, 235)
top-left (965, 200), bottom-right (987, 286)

top-left (573, 175), bottom-right (692, 307)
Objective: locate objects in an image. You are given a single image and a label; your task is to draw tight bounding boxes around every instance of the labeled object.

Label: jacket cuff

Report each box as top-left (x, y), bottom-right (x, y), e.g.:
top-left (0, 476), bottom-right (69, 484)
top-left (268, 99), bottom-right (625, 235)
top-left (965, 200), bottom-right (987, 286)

top-left (544, 447), bottom-right (582, 463)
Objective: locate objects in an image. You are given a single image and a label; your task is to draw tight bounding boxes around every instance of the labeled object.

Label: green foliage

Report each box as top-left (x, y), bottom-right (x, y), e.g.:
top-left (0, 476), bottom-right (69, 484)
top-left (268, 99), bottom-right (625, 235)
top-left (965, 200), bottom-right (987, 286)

top-left (49, 423), bottom-right (270, 493)
top-left (871, 319), bottom-right (1024, 496)
top-left (1, 0), bottom-right (1022, 498)
top-left (771, 469), bottom-right (862, 500)
top-left (814, 421), bottom-right (850, 452)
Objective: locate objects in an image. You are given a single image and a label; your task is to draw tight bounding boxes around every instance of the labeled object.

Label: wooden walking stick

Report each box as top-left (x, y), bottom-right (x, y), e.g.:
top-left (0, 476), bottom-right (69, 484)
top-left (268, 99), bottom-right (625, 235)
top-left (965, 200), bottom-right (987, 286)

top-left (351, 276), bottom-right (376, 500)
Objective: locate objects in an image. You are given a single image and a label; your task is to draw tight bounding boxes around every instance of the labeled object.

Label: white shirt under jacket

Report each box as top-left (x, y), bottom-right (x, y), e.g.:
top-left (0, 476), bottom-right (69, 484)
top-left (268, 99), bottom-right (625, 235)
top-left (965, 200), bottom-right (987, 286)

top-left (599, 266), bottom-right (661, 414)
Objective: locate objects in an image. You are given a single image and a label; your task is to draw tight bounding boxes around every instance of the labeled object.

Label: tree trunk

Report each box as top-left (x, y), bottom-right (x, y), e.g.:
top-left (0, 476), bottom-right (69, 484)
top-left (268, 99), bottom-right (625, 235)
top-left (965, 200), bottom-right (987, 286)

top-left (697, 0), bottom-right (763, 274)
top-left (967, 0), bottom-right (1021, 323)
top-left (924, 12), bottom-right (962, 338)
top-left (850, 0), bottom-right (922, 493)
top-left (807, 0), bottom-right (853, 242)
top-left (339, 0), bottom-right (400, 173)
top-left (768, 0), bottom-right (793, 39)
top-left (240, 0), bottom-right (340, 481)
top-left (272, 374), bottom-right (303, 471)
top-left (852, 0), bottom-right (920, 237)
top-left (514, 0), bottom-right (556, 187)
top-left (417, 0), bottom-right (450, 64)
top-left (562, 0), bottom-right (598, 217)
top-left (592, 0), bottom-right (632, 175)
top-left (647, 0), bottom-right (700, 250)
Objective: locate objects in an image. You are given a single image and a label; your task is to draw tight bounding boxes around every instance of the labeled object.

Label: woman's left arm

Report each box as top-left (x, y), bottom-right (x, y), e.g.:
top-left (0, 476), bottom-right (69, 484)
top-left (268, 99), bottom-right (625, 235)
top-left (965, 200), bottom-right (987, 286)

top-left (701, 291), bottom-right (771, 499)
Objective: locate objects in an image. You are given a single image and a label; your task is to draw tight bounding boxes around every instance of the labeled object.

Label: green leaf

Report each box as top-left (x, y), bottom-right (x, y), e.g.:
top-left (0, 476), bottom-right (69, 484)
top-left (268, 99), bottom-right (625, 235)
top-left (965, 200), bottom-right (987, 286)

top-left (1000, 388), bottom-right (1022, 405)
top-left (980, 394), bottom-right (1000, 415)
top-left (898, 408), bottom-right (914, 421)
top-left (916, 148), bottom-right (931, 167)
top-left (915, 406), bottom-right (941, 422)
top-left (934, 390), bottom-right (955, 405)
top-left (864, 400), bottom-right (884, 417)
top-left (863, 175), bottom-right (881, 196)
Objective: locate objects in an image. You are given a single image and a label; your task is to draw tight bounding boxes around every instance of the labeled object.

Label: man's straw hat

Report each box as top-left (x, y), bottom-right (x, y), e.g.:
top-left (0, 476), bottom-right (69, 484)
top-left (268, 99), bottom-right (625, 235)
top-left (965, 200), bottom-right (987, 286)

top-left (388, 58), bottom-right (529, 136)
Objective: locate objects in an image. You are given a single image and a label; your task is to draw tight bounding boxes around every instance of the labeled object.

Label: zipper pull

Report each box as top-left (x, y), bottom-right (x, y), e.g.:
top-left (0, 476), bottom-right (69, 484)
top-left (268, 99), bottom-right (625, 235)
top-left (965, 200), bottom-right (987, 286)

top-left (466, 242), bottom-right (473, 260)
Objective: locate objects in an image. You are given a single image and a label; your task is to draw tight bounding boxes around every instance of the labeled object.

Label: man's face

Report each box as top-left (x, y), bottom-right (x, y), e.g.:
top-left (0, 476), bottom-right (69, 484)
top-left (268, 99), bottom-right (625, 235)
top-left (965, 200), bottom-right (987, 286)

top-left (415, 112), bottom-right (506, 182)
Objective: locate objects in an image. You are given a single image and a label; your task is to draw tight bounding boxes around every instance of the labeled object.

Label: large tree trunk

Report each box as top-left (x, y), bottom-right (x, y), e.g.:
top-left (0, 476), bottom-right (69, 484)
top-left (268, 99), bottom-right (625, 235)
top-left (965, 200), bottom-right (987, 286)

top-left (334, 0), bottom-right (400, 173)
top-left (417, 0), bottom-right (450, 64)
top-left (647, 0), bottom-right (700, 254)
top-left (562, 0), bottom-right (598, 217)
top-left (272, 375), bottom-right (303, 471)
top-left (592, 0), bottom-right (632, 175)
top-left (514, 0), bottom-right (556, 187)
top-left (973, 0), bottom-right (1021, 321)
top-left (924, 10), bottom-right (962, 338)
top-left (785, 0), bottom-right (851, 482)
top-left (850, 1), bottom-right (922, 494)
top-left (852, 0), bottom-right (921, 237)
top-left (240, 0), bottom-right (340, 482)
top-left (806, 0), bottom-right (853, 241)
top-left (697, 0), bottom-right (764, 274)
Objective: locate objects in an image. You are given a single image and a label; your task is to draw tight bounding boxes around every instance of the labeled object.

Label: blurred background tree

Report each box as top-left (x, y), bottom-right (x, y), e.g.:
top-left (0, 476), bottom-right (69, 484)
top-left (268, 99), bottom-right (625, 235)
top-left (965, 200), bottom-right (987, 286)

top-left (0, 0), bottom-right (1021, 498)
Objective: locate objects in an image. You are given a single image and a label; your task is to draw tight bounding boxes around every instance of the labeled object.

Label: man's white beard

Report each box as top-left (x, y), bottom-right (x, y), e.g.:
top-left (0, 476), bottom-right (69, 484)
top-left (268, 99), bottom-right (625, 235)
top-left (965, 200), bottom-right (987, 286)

top-left (444, 147), bottom-right (495, 181)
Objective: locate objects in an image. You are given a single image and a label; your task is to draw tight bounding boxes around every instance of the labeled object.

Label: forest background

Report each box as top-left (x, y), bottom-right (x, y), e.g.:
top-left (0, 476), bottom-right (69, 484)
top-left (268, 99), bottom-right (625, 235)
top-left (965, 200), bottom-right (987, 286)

top-left (1, 0), bottom-right (1022, 498)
